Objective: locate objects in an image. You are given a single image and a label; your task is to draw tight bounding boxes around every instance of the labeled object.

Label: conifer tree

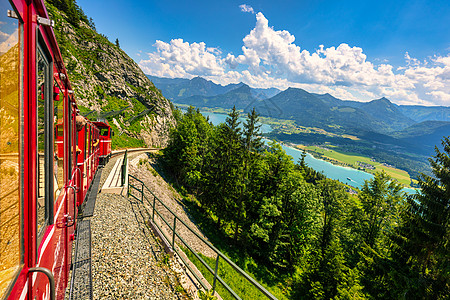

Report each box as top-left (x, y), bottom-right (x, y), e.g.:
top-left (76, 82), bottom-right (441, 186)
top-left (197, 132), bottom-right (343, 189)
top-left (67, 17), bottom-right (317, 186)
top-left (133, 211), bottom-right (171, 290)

top-left (352, 172), bottom-right (404, 250)
top-left (200, 107), bottom-right (244, 228)
top-left (392, 136), bottom-right (450, 298)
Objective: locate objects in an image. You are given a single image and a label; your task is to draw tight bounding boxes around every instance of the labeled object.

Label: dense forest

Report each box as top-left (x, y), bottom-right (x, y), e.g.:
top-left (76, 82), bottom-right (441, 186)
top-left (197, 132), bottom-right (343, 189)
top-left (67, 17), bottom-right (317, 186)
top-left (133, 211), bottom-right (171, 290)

top-left (164, 106), bottom-right (449, 299)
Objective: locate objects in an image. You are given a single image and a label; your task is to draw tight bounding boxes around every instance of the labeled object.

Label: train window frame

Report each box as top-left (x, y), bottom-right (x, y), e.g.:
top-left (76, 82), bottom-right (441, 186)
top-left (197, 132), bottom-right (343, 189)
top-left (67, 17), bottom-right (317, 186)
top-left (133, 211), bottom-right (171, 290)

top-left (53, 79), bottom-right (64, 202)
top-left (36, 30), bottom-right (54, 249)
top-left (84, 125), bottom-right (87, 161)
top-left (68, 96), bottom-right (72, 180)
top-left (0, 0), bottom-right (25, 297)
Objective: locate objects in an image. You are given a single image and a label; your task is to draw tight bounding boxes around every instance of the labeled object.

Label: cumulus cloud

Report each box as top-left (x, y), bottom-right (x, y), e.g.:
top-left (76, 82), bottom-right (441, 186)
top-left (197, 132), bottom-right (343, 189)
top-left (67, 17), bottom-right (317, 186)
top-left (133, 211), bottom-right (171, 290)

top-left (0, 29), bottom-right (18, 54)
top-left (139, 38), bottom-right (225, 78)
top-left (239, 4), bottom-right (255, 14)
top-left (139, 12), bottom-right (450, 106)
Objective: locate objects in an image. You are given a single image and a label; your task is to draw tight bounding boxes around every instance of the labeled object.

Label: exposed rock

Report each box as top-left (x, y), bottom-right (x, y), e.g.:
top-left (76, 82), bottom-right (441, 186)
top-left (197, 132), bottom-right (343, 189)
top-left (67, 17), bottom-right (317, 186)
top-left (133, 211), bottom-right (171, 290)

top-left (47, 3), bottom-right (175, 147)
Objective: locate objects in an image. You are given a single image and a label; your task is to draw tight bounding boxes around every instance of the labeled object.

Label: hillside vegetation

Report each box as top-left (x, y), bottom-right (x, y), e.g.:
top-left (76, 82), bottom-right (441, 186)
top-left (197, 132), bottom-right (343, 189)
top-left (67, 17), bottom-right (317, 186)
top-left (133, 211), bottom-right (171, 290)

top-left (45, 0), bottom-right (175, 148)
top-left (163, 107), bottom-right (450, 299)
top-left (151, 76), bottom-right (450, 178)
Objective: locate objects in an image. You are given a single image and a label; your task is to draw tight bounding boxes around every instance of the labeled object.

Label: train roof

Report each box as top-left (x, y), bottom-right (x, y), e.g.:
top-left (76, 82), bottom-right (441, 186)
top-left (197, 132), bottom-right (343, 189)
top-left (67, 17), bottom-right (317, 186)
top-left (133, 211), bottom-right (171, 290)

top-left (93, 120), bottom-right (110, 128)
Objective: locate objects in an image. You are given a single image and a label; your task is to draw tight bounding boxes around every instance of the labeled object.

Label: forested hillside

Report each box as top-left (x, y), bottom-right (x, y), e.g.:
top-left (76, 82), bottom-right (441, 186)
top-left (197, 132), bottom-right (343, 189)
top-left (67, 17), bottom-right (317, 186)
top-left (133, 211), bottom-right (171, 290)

top-left (163, 107), bottom-right (450, 299)
top-left (45, 0), bottom-right (175, 148)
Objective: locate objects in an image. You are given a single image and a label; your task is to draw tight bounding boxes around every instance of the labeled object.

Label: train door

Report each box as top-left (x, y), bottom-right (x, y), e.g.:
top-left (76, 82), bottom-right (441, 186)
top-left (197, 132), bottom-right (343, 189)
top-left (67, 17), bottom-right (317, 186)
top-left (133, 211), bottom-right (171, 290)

top-left (0, 0), bottom-right (23, 298)
top-left (35, 33), bottom-right (54, 299)
top-left (66, 95), bottom-right (77, 290)
top-left (84, 125), bottom-right (89, 194)
top-left (34, 27), bottom-right (66, 299)
top-left (76, 121), bottom-right (85, 206)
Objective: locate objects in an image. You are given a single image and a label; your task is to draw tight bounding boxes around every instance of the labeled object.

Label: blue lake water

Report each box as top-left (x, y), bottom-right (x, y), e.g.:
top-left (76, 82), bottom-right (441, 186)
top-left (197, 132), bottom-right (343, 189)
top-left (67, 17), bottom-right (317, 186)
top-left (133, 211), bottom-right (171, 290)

top-left (198, 111), bottom-right (417, 193)
top-left (200, 111), bottom-right (273, 134)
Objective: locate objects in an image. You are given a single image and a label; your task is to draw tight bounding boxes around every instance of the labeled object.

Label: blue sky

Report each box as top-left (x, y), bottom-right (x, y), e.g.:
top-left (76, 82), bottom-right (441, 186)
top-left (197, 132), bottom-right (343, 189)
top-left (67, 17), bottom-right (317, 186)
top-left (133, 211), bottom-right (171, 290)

top-left (76, 0), bottom-right (450, 106)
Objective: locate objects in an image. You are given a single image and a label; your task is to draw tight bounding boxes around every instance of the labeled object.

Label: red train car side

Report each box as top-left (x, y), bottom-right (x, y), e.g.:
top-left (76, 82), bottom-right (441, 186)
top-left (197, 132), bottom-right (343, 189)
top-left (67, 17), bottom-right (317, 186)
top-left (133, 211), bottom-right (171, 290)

top-left (76, 118), bottom-right (100, 206)
top-left (93, 120), bottom-right (112, 164)
top-left (0, 0), bottom-right (101, 299)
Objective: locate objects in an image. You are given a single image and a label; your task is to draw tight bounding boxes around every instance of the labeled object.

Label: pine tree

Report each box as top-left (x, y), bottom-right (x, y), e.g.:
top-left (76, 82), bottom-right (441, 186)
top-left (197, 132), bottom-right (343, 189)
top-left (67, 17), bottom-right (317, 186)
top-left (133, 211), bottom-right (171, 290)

top-left (349, 172), bottom-right (405, 298)
top-left (352, 171), bottom-right (404, 250)
top-left (115, 38), bottom-right (120, 48)
top-left (200, 107), bottom-right (244, 228)
top-left (392, 136), bottom-right (450, 298)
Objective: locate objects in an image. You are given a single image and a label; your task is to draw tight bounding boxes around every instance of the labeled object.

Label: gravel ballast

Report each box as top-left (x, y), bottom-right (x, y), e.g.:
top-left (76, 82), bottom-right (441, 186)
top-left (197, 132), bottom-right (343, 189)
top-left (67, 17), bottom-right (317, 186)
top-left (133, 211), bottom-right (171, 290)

top-left (85, 153), bottom-right (190, 299)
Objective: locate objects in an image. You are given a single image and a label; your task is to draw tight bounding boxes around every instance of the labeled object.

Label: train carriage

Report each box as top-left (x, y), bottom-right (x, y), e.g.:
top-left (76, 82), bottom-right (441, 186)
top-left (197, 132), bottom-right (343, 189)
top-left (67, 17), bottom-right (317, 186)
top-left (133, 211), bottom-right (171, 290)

top-left (93, 120), bottom-right (112, 164)
top-left (0, 0), bottom-right (101, 299)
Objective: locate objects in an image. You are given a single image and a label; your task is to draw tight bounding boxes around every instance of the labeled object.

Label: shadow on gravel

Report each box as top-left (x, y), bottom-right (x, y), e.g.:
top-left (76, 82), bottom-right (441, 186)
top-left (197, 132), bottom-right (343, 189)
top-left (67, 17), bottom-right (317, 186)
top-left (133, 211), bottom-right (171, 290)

top-left (126, 195), bottom-right (162, 261)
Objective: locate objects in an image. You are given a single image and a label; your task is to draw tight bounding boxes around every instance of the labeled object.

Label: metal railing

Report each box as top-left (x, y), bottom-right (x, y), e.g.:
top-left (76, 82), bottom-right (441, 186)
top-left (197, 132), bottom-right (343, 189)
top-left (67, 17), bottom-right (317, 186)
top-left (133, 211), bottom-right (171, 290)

top-left (127, 174), bottom-right (277, 300)
top-left (121, 150), bottom-right (128, 186)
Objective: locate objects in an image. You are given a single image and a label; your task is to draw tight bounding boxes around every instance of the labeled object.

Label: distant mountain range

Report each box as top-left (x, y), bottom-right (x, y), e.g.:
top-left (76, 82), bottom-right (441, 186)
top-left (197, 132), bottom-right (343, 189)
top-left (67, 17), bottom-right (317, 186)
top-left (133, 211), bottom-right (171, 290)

top-left (147, 75), bottom-right (280, 101)
top-left (147, 75), bottom-right (450, 161)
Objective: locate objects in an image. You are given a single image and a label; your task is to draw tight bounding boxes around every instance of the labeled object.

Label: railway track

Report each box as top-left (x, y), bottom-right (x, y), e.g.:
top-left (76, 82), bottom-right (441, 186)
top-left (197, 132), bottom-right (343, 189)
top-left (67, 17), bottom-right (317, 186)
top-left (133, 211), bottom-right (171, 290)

top-left (110, 147), bottom-right (160, 158)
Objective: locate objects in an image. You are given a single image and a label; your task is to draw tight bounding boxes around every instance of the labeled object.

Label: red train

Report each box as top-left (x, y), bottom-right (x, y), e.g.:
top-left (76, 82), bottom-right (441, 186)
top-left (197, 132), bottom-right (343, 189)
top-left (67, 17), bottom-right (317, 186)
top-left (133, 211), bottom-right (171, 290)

top-left (0, 0), bottom-right (111, 299)
top-left (93, 120), bottom-right (112, 164)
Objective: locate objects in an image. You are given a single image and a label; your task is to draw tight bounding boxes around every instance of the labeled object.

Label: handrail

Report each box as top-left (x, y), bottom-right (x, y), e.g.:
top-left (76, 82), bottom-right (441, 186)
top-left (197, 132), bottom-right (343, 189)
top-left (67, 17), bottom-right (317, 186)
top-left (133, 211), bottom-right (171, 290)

top-left (128, 174), bottom-right (277, 300)
top-left (28, 267), bottom-right (55, 300)
top-left (71, 167), bottom-right (82, 191)
top-left (66, 186), bottom-right (77, 227)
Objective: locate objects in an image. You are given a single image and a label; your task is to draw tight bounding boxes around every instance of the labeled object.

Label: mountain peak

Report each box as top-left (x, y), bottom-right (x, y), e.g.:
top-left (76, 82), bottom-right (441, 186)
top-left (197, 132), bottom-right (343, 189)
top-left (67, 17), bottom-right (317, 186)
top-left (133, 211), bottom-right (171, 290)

top-left (373, 97), bottom-right (391, 104)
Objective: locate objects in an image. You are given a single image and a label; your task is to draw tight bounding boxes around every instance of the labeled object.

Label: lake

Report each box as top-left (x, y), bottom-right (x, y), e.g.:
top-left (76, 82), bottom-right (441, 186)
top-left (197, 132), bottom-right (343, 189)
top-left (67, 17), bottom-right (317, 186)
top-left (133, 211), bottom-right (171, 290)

top-left (198, 110), bottom-right (417, 193)
top-left (200, 111), bottom-right (273, 134)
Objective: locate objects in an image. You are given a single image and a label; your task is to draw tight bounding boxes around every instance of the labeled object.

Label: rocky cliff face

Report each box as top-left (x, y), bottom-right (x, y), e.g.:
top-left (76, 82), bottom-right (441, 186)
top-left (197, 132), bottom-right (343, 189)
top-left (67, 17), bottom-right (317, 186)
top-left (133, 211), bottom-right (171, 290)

top-left (46, 2), bottom-right (175, 148)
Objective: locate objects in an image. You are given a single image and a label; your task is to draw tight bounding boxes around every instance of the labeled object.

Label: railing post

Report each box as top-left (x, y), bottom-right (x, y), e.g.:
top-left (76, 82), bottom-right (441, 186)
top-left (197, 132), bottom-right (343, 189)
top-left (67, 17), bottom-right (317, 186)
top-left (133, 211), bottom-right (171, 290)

top-left (127, 174), bottom-right (130, 196)
top-left (212, 254), bottom-right (220, 294)
top-left (152, 196), bottom-right (156, 222)
top-left (121, 150), bottom-right (128, 186)
top-left (172, 216), bottom-right (177, 249)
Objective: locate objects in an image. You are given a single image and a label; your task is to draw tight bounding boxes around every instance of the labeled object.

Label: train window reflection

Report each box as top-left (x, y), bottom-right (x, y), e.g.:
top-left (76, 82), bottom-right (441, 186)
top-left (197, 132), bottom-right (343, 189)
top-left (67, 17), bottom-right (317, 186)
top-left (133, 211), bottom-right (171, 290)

top-left (99, 128), bottom-right (109, 137)
top-left (54, 81), bottom-right (64, 200)
top-left (37, 46), bottom-right (48, 239)
top-left (0, 0), bottom-right (22, 297)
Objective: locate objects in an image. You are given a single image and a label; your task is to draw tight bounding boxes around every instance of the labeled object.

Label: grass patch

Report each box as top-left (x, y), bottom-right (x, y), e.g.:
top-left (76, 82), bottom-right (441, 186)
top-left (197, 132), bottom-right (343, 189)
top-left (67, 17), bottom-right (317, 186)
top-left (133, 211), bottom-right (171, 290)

top-left (176, 198), bottom-right (289, 299)
top-left (180, 245), bottom-right (286, 300)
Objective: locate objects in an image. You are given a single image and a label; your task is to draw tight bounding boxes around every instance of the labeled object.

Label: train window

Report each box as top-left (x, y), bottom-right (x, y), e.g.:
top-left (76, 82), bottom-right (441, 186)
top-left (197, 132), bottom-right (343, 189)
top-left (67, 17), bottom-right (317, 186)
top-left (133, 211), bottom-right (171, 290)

top-left (68, 99), bottom-right (72, 179)
top-left (100, 127), bottom-right (109, 137)
top-left (0, 0), bottom-right (23, 297)
top-left (53, 81), bottom-right (64, 201)
top-left (37, 41), bottom-right (52, 240)
top-left (84, 126), bottom-right (87, 161)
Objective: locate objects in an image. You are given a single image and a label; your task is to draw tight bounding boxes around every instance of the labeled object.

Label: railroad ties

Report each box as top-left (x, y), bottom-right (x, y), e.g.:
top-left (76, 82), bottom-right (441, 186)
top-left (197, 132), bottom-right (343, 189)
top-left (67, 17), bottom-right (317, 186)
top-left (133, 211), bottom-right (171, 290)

top-left (69, 167), bottom-right (102, 300)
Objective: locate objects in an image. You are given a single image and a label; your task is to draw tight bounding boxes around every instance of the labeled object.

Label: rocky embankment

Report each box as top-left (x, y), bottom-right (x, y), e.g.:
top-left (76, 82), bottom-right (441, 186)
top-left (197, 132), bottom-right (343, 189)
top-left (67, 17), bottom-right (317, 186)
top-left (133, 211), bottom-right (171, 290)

top-left (46, 2), bottom-right (175, 147)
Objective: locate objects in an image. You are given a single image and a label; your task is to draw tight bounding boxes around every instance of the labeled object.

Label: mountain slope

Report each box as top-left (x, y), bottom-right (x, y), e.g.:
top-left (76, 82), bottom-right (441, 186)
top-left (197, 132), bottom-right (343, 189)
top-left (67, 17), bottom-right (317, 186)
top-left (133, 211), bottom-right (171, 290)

top-left (398, 105), bottom-right (450, 122)
top-left (261, 88), bottom-right (391, 133)
top-left (177, 84), bottom-right (256, 109)
top-left (359, 98), bottom-right (415, 131)
top-left (147, 75), bottom-right (242, 100)
top-left (148, 75), bottom-right (280, 101)
top-left (313, 94), bottom-right (415, 131)
top-left (46, 1), bottom-right (175, 148)
top-left (393, 121), bottom-right (450, 153)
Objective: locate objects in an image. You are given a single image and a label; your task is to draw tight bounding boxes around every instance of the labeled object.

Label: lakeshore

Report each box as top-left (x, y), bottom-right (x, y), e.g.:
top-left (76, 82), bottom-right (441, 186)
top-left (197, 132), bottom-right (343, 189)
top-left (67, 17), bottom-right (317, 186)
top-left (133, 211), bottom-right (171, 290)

top-left (177, 105), bottom-right (418, 191)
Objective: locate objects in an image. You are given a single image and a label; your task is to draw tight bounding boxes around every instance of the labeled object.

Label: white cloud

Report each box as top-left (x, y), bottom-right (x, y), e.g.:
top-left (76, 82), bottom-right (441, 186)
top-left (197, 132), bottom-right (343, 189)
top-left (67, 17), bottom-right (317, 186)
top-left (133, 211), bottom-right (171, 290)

top-left (239, 4), bottom-right (255, 14)
top-left (0, 29), bottom-right (18, 53)
top-left (139, 38), bottom-right (225, 78)
top-left (139, 12), bottom-right (450, 106)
